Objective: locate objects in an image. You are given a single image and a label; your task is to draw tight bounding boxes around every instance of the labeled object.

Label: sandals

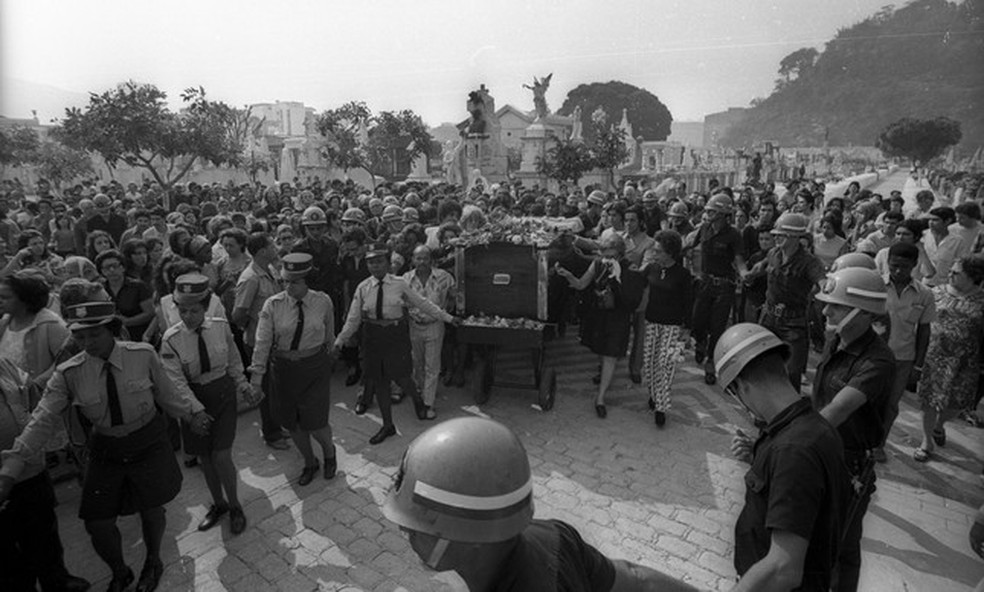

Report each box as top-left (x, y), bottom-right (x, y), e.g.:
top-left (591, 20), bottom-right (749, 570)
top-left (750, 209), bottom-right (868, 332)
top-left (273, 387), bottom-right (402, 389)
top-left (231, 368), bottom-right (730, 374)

top-left (913, 447), bottom-right (933, 462)
top-left (932, 427), bottom-right (946, 447)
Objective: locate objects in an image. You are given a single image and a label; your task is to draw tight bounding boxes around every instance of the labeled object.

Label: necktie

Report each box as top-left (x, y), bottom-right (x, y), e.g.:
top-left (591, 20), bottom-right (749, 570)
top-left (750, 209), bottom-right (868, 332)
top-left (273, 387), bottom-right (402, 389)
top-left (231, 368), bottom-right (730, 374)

top-left (290, 300), bottom-right (305, 350)
top-left (196, 326), bottom-right (211, 373)
top-left (105, 362), bottom-right (123, 426)
top-left (375, 279), bottom-right (385, 320)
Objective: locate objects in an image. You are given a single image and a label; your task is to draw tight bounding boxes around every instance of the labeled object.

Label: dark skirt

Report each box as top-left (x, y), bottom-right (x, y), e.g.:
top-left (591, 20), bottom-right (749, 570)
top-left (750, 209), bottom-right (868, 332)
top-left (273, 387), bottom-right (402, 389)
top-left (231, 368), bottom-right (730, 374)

top-left (181, 375), bottom-right (238, 456)
top-left (270, 348), bottom-right (332, 432)
top-left (362, 319), bottom-right (412, 381)
top-left (79, 414), bottom-right (182, 520)
top-left (580, 307), bottom-right (633, 358)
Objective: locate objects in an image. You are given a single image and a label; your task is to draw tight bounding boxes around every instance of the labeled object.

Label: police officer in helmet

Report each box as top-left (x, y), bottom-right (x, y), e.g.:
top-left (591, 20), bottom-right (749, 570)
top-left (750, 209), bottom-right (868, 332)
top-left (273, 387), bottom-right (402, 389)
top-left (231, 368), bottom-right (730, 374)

top-left (383, 417), bottom-right (701, 591)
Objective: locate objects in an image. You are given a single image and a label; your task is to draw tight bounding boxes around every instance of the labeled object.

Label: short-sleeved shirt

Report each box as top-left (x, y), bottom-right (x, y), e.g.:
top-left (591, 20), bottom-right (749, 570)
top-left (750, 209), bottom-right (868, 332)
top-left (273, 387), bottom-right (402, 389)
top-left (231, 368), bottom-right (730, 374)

top-left (109, 278), bottom-right (152, 337)
top-left (764, 246), bottom-right (826, 313)
top-left (697, 223), bottom-right (743, 279)
top-left (490, 519), bottom-right (615, 592)
top-left (249, 290), bottom-right (334, 379)
top-left (0, 341), bottom-right (203, 481)
top-left (234, 260), bottom-right (280, 346)
top-left (812, 328), bottom-right (896, 451)
top-left (884, 277), bottom-right (936, 361)
top-left (735, 398), bottom-right (850, 591)
top-left (403, 268), bottom-right (456, 324)
top-left (161, 317), bottom-right (246, 387)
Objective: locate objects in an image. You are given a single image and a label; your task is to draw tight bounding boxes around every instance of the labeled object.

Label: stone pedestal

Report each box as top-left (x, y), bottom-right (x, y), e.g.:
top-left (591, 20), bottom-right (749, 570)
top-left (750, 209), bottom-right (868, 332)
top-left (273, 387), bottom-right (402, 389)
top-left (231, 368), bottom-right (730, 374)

top-left (461, 134), bottom-right (508, 183)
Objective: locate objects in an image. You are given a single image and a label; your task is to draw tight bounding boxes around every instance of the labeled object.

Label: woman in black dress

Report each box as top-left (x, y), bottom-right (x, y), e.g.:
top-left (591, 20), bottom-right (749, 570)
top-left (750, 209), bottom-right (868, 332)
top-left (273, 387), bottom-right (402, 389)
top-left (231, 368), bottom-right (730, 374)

top-left (557, 234), bottom-right (639, 418)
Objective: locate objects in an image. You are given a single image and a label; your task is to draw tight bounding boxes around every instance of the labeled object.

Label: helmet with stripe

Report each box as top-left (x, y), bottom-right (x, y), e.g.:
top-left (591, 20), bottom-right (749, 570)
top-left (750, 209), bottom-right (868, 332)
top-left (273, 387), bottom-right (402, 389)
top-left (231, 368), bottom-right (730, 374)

top-left (714, 323), bottom-right (789, 389)
top-left (770, 212), bottom-right (809, 237)
top-left (815, 267), bottom-right (887, 314)
top-left (382, 417), bottom-right (533, 543)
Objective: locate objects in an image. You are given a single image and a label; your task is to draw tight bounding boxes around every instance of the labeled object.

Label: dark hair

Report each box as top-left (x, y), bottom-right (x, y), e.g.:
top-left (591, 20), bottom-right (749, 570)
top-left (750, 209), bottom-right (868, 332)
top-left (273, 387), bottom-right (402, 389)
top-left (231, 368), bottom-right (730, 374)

top-left (86, 230), bottom-right (116, 261)
top-left (246, 232), bottom-right (272, 257)
top-left (960, 255), bottom-right (984, 285)
top-left (17, 229), bottom-right (51, 260)
top-left (915, 189), bottom-right (935, 203)
top-left (624, 205), bottom-right (646, 232)
top-left (652, 229), bottom-right (683, 262)
top-left (219, 227), bottom-right (248, 250)
top-left (437, 199), bottom-right (463, 223)
top-left (2, 270), bottom-right (51, 314)
top-left (888, 242), bottom-right (919, 262)
top-left (341, 227), bottom-right (368, 246)
top-left (897, 218), bottom-right (926, 241)
top-left (59, 278), bottom-right (107, 308)
top-left (820, 213), bottom-right (845, 238)
top-left (929, 206), bottom-right (956, 224)
top-left (167, 226), bottom-right (192, 255)
top-left (133, 208), bottom-right (151, 221)
top-left (955, 202), bottom-right (982, 221)
top-left (95, 249), bottom-right (125, 273)
top-left (883, 211), bottom-right (905, 223)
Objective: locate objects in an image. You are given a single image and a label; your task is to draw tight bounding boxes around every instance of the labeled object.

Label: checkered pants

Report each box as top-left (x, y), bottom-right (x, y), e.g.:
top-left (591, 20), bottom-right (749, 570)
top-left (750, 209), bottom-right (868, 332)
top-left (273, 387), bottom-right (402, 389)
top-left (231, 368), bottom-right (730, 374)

top-left (643, 323), bottom-right (685, 413)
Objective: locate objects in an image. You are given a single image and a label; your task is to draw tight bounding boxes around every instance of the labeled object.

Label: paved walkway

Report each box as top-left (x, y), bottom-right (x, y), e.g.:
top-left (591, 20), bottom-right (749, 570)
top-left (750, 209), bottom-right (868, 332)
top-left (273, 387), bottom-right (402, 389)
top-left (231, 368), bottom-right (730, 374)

top-left (51, 333), bottom-right (984, 591)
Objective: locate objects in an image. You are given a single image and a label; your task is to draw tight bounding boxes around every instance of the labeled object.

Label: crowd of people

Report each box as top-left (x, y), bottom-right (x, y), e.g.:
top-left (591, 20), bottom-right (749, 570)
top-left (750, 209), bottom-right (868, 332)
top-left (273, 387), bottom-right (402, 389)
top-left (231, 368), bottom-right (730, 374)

top-left (0, 168), bottom-right (982, 591)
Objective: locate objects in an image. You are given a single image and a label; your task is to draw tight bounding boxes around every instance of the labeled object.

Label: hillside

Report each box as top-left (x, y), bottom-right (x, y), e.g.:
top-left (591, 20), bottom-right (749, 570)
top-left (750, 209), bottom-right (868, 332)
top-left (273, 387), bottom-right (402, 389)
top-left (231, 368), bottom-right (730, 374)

top-left (721, 0), bottom-right (984, 150)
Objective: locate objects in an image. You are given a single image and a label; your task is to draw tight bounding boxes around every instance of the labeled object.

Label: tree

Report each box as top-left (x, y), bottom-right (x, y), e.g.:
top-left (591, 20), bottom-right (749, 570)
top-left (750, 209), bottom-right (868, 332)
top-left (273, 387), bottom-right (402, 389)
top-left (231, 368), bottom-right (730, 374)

top-left (0, 126), bottom-right (40, 170)
top-left (316, 102), bottom-right (432, 185)
top-left (368, 110), bottom-right (432, 179)
top-left (588, 109), bottom-right (629, 188)
top-left (557, 81), bottom-right (672, 143)
top-left (775, 47), bottom-right (819, 90)
top-left (30, 141), bottom-right (93, 188)
top-left (56, 81), bottom-right (244, 188)
top-left (536, 138), bottom-right (594, 185)
top-left (876, 116), bottom-right (962, 166)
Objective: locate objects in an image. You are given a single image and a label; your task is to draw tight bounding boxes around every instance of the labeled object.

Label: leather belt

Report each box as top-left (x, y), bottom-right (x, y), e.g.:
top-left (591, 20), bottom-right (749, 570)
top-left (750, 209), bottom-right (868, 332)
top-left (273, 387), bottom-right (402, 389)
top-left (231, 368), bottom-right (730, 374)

top-left (698, 273), bottom-right (735, 286)
top-left (763, 302), bottom-right (806, 320)
top-left (274, 345), bottom-right (325, 361)
top-left (364, 318), bottom-right (404, 327)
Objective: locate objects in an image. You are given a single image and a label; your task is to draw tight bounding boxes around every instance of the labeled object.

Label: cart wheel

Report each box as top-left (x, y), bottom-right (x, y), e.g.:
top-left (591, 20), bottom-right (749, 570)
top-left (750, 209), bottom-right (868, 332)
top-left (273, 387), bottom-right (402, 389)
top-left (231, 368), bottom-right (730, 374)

top-left (538, 368), bottom-right (557, 411)
top-left (472, 359), bottom-right (492, 405)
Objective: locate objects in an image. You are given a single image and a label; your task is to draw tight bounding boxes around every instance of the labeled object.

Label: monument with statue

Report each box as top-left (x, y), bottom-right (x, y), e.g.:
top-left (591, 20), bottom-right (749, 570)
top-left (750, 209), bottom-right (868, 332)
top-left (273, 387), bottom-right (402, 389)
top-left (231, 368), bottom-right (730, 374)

top-left (444, 84), bottom-right (508, 186)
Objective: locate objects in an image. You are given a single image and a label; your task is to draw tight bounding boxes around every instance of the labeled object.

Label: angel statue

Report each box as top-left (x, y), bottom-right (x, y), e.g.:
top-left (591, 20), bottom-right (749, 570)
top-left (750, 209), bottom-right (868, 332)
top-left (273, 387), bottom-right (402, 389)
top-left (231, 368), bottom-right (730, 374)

top-left (523, 73), bottom-right (553, 119)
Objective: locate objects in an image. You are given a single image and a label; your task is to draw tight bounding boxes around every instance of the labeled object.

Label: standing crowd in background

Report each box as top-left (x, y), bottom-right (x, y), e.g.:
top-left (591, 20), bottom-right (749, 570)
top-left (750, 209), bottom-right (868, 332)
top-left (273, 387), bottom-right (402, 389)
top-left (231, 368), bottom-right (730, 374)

top-left (0, 167), bottom-right (982, 591)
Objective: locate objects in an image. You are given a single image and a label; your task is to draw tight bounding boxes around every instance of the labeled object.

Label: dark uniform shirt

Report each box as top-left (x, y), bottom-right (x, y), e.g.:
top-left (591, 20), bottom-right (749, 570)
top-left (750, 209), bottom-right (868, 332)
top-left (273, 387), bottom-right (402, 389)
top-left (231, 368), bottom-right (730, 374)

top-left (643, 206), bottom-right (665, 237)
top-left (764, 246), bottom-right (825, 314)
top-left (490, 519), bottom-right (615, 592)
top-left (812, 328), bottom-right (896, 451)
top-left (735, 398), bottom-right (851, 592)
top-left (292, 236), bottom-right (342, 296)
top-left (698, 223), bottom-right (743, 279)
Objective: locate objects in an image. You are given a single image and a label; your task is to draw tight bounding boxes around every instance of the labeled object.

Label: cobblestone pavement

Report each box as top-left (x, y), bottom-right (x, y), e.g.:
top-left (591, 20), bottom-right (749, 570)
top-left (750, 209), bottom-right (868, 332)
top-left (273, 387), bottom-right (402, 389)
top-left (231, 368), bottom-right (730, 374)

top-left (52, 333), bottom-right (984, 591)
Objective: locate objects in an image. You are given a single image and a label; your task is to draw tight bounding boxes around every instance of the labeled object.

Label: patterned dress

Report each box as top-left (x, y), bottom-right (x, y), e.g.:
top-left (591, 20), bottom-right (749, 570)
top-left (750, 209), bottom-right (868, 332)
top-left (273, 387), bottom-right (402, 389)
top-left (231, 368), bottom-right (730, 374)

top-left (917, 286), bottom-right (984, 411)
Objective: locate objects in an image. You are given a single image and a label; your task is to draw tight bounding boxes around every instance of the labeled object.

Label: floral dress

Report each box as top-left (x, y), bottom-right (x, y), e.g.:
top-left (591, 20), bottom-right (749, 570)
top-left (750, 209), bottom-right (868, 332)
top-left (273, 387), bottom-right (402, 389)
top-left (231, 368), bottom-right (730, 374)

top-left (917, 286), bottom-right (984, 411)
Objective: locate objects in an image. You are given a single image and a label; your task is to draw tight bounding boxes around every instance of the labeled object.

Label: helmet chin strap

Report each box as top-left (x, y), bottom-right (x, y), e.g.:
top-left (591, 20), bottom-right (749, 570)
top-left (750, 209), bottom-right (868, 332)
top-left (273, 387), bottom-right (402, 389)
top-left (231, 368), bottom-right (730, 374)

top-left (426, 538), bottom-right (450, 569)
top-left (826, 307), bottom-right (861, 335)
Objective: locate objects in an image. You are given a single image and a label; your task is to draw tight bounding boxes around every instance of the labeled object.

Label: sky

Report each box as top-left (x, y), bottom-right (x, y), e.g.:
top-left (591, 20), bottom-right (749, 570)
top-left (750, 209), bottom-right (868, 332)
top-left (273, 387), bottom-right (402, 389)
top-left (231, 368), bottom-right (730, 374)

top-left (1, 0), bottom-right (900, 127)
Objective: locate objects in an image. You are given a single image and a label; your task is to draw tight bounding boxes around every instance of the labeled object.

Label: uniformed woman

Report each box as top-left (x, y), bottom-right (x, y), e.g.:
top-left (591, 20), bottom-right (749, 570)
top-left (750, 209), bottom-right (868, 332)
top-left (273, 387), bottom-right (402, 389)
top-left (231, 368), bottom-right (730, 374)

top-left (0, 301), bottom-right (211, 592)
top-left (160, 274), bottom-right (251, 535)
top-left (333, 244), bottom-right (458, 445)
top-left (249, 253), bottom-right (337, 486)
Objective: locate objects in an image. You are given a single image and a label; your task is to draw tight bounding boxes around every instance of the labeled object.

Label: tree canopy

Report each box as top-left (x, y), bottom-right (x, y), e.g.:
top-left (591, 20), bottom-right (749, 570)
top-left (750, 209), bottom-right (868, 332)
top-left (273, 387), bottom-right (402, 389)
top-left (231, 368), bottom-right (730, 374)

top-left (316, 102), bottom-right (432, 184)
top-left (557, 81), bottom-right (672, 143)
top-left (876, 116), bottom-right (962, 165)
top-left (722, 0), bottom-right (984, 149)
top-left (0, 126), bottom-right (40, 169)
top-left (535, 138), bottom-right (594, 185)
top-left (56, 81), bottom-right (245, 188)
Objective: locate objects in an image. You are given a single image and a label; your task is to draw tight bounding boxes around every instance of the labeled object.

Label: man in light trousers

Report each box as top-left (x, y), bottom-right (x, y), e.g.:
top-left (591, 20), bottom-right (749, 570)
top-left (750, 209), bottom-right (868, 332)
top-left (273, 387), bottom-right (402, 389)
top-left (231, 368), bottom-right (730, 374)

top-left (404, 246), bottom-right (455, 419)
